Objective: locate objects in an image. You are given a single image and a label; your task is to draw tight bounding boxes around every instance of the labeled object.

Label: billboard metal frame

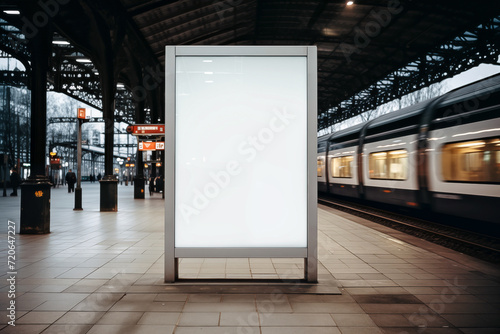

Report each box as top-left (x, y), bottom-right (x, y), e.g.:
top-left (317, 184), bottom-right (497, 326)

top-left (165, 46), bottom-right (317, 283)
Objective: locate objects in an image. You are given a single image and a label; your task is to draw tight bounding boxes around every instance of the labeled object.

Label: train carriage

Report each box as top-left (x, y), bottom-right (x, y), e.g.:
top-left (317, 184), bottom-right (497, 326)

top-left (327, 124), bottom-right (363, 198)
top-left (318, 74), bottom-right (500, 224)
top-left (423, 75), bottom-right (500, 223)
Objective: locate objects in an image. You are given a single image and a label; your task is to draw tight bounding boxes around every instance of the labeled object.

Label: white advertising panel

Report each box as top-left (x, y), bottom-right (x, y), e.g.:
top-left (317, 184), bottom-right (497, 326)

top-left (165, 46), bottom-right (317, 282)
top-left (175, 56), bottom-right (307, 248)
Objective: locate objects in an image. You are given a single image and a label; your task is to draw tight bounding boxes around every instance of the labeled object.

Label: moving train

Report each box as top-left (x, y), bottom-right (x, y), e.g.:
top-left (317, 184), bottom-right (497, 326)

top-left (317, 73), bottom-right (500, 224)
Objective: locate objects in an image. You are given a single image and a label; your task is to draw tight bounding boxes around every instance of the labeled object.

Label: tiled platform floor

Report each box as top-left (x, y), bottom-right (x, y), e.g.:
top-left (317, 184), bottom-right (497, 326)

top-left (0, 183), bottom-right (499, 333)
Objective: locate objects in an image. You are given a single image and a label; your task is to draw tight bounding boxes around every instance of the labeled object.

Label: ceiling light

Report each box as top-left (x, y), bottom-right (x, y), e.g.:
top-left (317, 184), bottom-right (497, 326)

top-left (53, 40), bottom-right (70, 45)
top-left (322, 28), bottom-right (338, 37)
top-left (76, 58), bottom-right (92, 63)
top-left (3, 10), bottom-right (20, 15)
top-left (346, 1), bottom-right (354, 5)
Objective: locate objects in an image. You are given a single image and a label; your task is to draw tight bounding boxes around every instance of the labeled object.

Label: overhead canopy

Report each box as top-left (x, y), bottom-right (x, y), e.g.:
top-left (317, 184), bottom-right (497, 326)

top-left (1, 0), bottom-right (500, 128)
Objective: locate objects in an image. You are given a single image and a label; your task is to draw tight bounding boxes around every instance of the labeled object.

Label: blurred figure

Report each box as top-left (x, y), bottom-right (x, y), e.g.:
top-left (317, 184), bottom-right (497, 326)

top-left (156, 175), bottom-right (164, 193)
top-left (149, 176), bottom-right (154, 196)
top-left (10, 167), bottom-right (20, 196)
top-left (65, 169), bottom-right (76, 193)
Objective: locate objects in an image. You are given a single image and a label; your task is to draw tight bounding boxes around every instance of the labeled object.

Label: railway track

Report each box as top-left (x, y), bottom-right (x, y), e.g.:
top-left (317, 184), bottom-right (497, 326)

top-left (318, 196), bottom-right (500, 264)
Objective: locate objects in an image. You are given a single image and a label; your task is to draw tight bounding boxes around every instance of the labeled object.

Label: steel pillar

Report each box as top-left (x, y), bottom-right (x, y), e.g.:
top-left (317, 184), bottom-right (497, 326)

top-left (99, 49), bottom-right (118, 211)
top-left (20, 23), bottom-right (51, 234)
top-left (133, 80), bottom-right (145, 199)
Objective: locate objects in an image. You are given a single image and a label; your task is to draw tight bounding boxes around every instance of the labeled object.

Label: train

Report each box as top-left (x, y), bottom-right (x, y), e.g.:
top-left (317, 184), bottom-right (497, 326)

top-left (317, 73), bottom-right (500, 224)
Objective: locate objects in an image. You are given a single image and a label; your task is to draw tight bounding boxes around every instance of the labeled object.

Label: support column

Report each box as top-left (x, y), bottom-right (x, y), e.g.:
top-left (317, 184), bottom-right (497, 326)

top-left (20, 24), bottom-right (52, 234)
top-left (134, 86), bottom-right (145, 199)
top-left (99, 53), bottom-right (118, 211)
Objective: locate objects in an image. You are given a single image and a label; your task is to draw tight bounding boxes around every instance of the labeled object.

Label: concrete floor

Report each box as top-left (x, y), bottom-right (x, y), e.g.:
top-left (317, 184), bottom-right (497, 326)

top-left (0, 183), bottom-right (499, 333)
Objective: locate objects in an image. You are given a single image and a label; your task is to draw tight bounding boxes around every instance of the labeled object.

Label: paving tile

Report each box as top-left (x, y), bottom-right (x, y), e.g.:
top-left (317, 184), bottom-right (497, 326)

top-left (382, 329), bottom-right (462, 334)
top-left (220, 312), bottom-right (260, 326)
top-left (174, 327), bottom-right (260, 334)
top-left (54, 311), bottom-right (105, 324)
top-left (261, 328), bottom-right (341, 334)
top-left (459, 329), bottom-right (500, 334)
top-left (0, 324), bottom-right (49, 333)
top-left (72, 293), bottom-right (124, 311)
top-left (147, 301), bottom-right (185, 312)
top-left (290, 302), bottom-right (364, 313)
top-left (16, 311), bottom-right (65, 324)
top-left (478, 314), bottom-right (500, 327)
top-left (352, 294), bottom-right (422, 304)
top-left (96, 311), bottom-right (144, 325)
top-left (338, 327), bottom-right (384, 334)
top-left (331, 314), bottom-right (376, 327)
top-left (259, 313), bottom-right (336, 326)
top-left (188, 294), bottom-right (222, 303)
top-left (34, 299), bottom-right (86, 312)
top-left (86, 324), bottom-right (175, 334)
top-left (137, 312), bottom-right (180, 325)
top-left (183, 302), bottom-right (256, 313)
top-left (178, 312), bottom-right (220, 326)
top-left (369, 314), bottom-right (413, 327)
top-left (441, 314), bottom-right (486, 327)
top-left (154, 294), bottom-right (188, 302)
top-left (361, 303), bottom-right (432, 314)
top-left (257, 301), bottom-right (292, 313)
top-left (221, 294), bottom-right (256, 303)
top-left (41, 324), bottom-right (93, 334)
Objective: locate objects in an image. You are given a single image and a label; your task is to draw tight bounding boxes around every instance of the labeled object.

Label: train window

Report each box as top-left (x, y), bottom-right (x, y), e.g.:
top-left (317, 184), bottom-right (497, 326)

top-left (441, 138), bottom-right (500, 183)
top-left (317, 158), bottom-right (324, 177)
top-left (369, 150), bottom-right (408, 180)
top-left (331, 156), bottom-right (353, 178)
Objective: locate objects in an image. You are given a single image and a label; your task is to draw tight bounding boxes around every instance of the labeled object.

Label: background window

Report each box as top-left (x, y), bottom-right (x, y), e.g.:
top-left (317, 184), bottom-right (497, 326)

top-left (331, 156), bottom-right (353, 178)
top-left (317, 158), bottom-right (324, 177)
top-left (441, 138), bottom-right (500, 183)
top-left (369, 150), bottom-right (407, 180)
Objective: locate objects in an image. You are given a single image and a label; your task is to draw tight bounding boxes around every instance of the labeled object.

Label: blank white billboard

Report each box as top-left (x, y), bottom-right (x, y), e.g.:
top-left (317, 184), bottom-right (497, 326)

top-left (165, 46), bottom-right (317, 283)
top-left (175, 56), bottom-right (307, 248)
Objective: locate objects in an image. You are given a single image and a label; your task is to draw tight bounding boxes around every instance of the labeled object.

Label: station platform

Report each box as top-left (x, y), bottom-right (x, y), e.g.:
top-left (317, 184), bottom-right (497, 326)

top-left (0, 183), bottom-right (499, 334)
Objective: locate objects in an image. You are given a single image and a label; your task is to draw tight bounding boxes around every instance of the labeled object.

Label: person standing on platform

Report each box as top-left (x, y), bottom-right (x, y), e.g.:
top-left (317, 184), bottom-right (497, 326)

top-left (10, 167), bottom-right (20, 196)
top-left (66, 169), bottom-right (76, 193)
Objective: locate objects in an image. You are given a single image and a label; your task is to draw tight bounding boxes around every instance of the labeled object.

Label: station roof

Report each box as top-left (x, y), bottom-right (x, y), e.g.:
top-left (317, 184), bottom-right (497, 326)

top-left (2, 0), bottom-right (500, 126)
top-left (124, 1), bottom-right (496, 98)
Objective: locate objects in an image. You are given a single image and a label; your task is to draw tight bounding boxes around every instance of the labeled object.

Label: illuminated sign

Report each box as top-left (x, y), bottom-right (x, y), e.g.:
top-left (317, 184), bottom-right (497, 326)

top-left (127, 124), bottom-right (165, 136)
top-left (165, 46), bottom-right (318, 283)
top-left (138, 141), bottom-right (165, 151)
top-left (77, 108), bottom-right (86, 119)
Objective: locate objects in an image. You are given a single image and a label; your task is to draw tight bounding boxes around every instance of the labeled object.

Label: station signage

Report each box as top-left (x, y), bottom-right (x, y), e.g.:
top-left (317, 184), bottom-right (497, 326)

top-left (50, 156), bottom-right (61, 170)
top-left (138, 141), bottom-right (165, 151)
top-left (127, 124), bottom-right (165, 136)
top-left (77, 108), bottom-right (85, 119)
